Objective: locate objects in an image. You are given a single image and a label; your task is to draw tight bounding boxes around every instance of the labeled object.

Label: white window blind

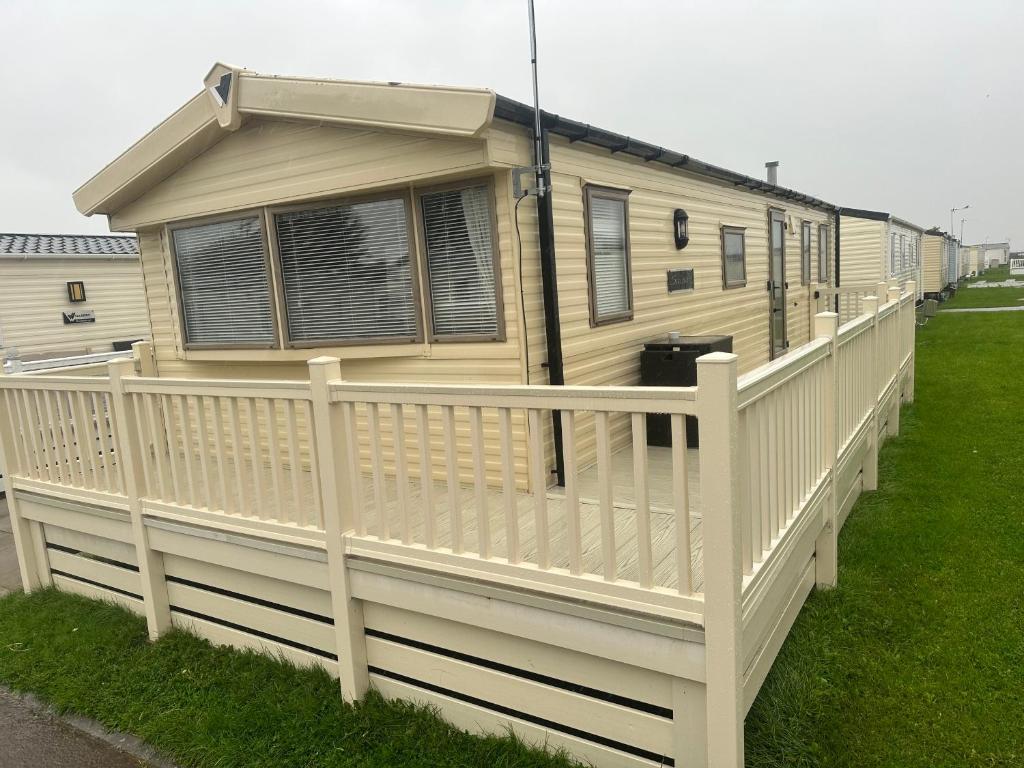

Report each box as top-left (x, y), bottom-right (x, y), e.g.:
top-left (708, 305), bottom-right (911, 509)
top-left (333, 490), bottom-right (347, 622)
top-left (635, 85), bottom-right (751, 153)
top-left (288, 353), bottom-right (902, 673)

top-left (172, 217), bottom-right (275, 346)
top-left (723, 228), bottom-right (746, 287)
top-left (420, 185), bottom-right (499, 338)
top-left (275, 197), bottom-right (417, 343)
top-left (588, 193), bottom-right (631, 320)
top-left (900, 234), bottom-right (906, 271)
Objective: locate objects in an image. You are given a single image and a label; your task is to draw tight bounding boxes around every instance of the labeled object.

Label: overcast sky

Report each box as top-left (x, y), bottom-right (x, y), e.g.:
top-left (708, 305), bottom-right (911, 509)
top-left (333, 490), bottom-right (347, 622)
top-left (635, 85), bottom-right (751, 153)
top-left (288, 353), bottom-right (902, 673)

top-left (1, 0), bottom-right (1020, 246)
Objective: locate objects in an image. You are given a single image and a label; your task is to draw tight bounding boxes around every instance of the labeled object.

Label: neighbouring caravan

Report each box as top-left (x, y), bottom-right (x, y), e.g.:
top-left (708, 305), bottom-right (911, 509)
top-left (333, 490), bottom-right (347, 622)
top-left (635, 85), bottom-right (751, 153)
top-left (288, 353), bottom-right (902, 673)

top-left (839, 208), bottom-right (924, 299)
top-left (960, 244), bottom-right (981, 276)
top-left (922, 228), bottom-right (958, 297)
top-left (973, 242), bottom-right (1010, 269)
top-left (0, 234), bottom-right (151, 364)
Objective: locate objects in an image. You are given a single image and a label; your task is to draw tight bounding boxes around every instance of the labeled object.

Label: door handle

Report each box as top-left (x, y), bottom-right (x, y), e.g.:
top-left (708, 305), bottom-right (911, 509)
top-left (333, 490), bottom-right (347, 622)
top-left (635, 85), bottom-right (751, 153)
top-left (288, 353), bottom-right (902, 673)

top-left (784, 281), bottom-right (789, 289)
top-left (766, 280), bottom-right (772, 292)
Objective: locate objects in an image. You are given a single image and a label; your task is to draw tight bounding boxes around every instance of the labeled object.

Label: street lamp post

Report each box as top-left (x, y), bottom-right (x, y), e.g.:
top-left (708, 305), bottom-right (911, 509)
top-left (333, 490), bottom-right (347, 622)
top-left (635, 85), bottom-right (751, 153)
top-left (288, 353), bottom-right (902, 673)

top-left (960, 218), bottom-right (966, 243)
top-left (951, 204), bottom-right (969, 236)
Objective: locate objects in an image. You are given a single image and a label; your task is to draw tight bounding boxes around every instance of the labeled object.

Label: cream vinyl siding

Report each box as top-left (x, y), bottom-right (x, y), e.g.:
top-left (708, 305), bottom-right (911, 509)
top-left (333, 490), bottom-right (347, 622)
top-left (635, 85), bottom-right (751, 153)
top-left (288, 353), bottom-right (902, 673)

top-left (838, 217), bottom-right (884, 286)
top-left (922, 235), bottom-right (946, 293)
top-left (111, 119), bottom-right (494, 231)
top-left (543, 134), bottom-right (830, 390)
top-left (887, 221), bottom-right (923, 296)
top-left (0, 257), bottom-right (151, 360)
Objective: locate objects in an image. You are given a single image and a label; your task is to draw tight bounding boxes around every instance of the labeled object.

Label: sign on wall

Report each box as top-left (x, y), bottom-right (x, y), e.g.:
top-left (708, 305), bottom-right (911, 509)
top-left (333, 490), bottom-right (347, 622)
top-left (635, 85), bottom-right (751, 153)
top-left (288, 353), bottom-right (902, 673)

top-left (62, 310), bottom-right (96, 325)
top-left (667, 268), bottom-right (695, 293)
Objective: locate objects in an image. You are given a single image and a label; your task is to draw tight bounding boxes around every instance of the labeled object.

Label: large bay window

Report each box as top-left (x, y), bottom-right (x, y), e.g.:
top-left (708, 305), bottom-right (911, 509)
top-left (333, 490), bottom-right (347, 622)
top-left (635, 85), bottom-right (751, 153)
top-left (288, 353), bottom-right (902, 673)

top-left (169, 179), bottom-right (502, 350)
top-left (275, 197), bottom-right (418, 345)
top-left (171, 217), bottom-right (276, 347)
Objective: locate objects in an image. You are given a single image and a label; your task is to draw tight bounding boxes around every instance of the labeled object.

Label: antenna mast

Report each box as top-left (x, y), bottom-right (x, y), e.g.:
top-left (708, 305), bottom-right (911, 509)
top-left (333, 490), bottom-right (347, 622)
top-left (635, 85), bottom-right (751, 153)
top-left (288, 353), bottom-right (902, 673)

top-left (528, 0), bottom-right (546, 197)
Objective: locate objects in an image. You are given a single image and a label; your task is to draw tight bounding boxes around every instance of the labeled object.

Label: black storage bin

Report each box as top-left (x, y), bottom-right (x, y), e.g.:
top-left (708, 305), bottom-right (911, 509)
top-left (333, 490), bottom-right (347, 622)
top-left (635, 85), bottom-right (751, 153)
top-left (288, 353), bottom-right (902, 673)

top-left (641, 334), bottom-right (733, 448)
top-left (112, 339), bottom-right (145, 352)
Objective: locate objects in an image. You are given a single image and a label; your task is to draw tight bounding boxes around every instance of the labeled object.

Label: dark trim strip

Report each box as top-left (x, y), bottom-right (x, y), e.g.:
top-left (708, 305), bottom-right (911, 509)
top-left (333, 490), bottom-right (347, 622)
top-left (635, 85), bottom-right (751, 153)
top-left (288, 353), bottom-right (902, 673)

top-left (49, 569), bottom-right (143, 602)
top-left (365, 628), bottom-right (672, 719)
top-left (46, 542), bottom-right (140, 573)
top-left (164, 574), bottom-right (334, 625)
top-left (369, 666), bottom-right (673, 766)
top-left (168, 606), bottom-right (338, 661)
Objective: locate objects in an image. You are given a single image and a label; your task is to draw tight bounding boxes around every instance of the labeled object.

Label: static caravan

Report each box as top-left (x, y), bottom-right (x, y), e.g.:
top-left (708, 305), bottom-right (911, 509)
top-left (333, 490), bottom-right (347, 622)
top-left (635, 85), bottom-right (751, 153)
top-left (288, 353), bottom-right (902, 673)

top-left (0, 234), bottom-right (150, 365)
top-left (838, 208), bottom-right (924, 299)
top-left (976, 242), bottom-right (1010, 269)
top-left (960, 245), bottom-right (981, 276)
top-left (70, 65), bottom-right (839, 460)
top-left (922, 229), bottom-right (956, 297)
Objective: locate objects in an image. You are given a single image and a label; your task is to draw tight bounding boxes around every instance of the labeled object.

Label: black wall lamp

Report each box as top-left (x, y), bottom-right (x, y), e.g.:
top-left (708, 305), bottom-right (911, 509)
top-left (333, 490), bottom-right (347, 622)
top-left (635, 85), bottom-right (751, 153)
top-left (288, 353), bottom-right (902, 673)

top-left (673, 209), bottom-right (689, 249)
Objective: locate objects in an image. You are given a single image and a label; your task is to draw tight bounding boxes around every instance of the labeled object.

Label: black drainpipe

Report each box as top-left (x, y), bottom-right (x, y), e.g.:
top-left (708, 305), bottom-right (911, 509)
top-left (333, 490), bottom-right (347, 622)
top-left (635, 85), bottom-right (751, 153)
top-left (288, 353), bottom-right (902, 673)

top-left (833, 209), bottom-right (842, 313)
top-left (535, 125), bottom-right (566, 486)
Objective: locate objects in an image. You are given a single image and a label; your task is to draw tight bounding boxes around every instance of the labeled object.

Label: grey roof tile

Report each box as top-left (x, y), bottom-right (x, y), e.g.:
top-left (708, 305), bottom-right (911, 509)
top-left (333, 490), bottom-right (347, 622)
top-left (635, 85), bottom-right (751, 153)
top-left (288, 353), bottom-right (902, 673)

top-left (0, 233), bottom-right (138, 256)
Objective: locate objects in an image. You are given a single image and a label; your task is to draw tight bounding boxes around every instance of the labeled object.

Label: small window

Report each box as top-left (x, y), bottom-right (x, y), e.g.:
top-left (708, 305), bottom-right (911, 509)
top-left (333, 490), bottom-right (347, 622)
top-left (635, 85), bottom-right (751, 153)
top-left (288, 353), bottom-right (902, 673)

top-left (721, 226), bottom-right (747, 288)
top-left (899, 234), bottom-right (906, 271)
top-left (890, 233), bottom-right (898, 275)
top-left (420, 184), bottom-right (502, 339)
top-left (275, 197), bottom-right (418, 345)
top-left (172, 217), bottom-right (275, 347)
top-left (818, 224), bottom-right (830, 282)
top-left (585, 186), bottom-right (632, 325)
top-left (801, 221), bottom-right (812, 284)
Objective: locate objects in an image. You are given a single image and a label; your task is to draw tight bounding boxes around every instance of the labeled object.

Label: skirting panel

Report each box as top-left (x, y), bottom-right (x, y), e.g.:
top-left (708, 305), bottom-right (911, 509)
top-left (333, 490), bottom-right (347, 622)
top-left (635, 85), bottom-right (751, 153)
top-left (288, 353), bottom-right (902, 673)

top-left (360, 583), bottom-right (693, 767)
top-left (27, 493), bottom-right (145, 614)
top-left (148, 522), bottom-right (337, 674)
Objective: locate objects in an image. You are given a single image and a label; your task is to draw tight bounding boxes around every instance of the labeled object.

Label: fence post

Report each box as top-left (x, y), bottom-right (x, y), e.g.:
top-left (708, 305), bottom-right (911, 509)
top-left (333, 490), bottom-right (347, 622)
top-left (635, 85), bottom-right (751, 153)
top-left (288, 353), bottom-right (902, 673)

top-left (904, 280), bottom-right (917, 403)
top-left (814, 312), bottom-right (839, 588)
top-left (108, 358), bottom-right (171, 639)
top-left (886, 285), bottom-right (903, 437)
top-left (697, 351), bottom-right (743, 768)
top-left (0, 375), bottom-right (44, 592)
top-left (861, 295), bottom-right (880, 492)
top-left (132, 340), bottom-right (157, 378)
top-left (308, 356), bottom-right (369, 702)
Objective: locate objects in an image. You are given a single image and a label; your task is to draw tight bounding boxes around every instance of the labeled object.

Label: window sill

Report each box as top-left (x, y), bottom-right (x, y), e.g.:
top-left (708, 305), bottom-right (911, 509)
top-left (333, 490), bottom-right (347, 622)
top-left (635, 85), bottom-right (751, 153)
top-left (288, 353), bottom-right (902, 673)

top-left (181, 344), bottom-right (430, 363)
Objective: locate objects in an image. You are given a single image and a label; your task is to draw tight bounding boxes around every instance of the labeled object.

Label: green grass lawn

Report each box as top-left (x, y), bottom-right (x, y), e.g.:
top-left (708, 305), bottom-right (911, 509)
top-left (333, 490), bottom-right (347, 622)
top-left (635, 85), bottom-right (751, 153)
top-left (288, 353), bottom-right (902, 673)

top-left (1, 312), bottom-right (1022, 767)
top-left (943, 283), bottom-right (1024, 309)
top-left (746, 311), bottom-right (1024, 767)
top-left (965, 264), bottom-right (1016, 284)
top-left (0, 590), bottom-right (576, 768)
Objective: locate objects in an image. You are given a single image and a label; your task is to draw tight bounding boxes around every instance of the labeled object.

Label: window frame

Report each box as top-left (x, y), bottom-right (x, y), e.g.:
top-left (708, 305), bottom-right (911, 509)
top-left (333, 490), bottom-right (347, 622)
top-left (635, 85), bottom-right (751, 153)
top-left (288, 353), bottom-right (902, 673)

top-left (414, 176), bottom-right (506, 344)
top-left (583, 184), bottom-right (634, 327)
top-left (720, 225), bottom-right (748, 289)
top-left (800, 220), bottom-right (812, 285)
top-left (818, 223), bottom-right (830, 283)
top-left (167, 209), bottom-right (281, 351)
top-left (269, 190), bottom-right (425, 350)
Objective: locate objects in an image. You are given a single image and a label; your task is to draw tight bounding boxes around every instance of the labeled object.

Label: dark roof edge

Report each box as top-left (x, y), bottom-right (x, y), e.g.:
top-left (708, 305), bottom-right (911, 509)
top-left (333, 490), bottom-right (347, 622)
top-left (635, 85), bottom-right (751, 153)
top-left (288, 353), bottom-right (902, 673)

top-left (494, 95), bottom-right (838, 213)
top-left (839, 207), bottom-right (890, 222)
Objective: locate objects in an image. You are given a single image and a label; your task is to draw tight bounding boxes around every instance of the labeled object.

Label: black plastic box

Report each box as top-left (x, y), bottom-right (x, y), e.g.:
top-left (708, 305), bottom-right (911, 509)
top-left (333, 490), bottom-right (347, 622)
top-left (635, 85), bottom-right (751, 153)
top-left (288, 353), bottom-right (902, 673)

top-left (641, 334), bottom-right (733, 448)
